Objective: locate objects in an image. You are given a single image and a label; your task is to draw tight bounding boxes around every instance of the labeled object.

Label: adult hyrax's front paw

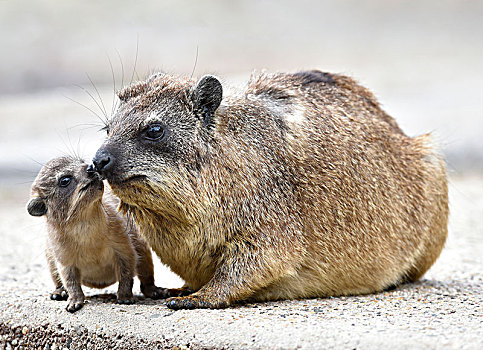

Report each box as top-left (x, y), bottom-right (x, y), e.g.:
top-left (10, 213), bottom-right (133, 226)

top-left (66, 296), bottom-right (84, 313)
top-left (166, 295), bottom-right (228, 310)
top-left (50, 287), bottom-right (68, 301)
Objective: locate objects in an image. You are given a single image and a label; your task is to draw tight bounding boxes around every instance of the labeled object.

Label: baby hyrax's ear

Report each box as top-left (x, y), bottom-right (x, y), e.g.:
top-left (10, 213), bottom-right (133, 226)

top-left (27, 197), bottom-right (47, 216)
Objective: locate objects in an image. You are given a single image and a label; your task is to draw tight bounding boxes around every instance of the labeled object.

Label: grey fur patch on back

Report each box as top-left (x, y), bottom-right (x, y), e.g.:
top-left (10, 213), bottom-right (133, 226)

top-left (292, 70), bottom-right (336, 86)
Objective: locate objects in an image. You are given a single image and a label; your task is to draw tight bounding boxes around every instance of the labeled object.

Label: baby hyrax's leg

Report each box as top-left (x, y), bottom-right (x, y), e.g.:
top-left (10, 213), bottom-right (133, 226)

top-left (113, 241), bottom-right (136, 304)
top-left (129, 231), bottom-right (166, 299)
top-left (46, 248), bottom-right (68, 301)
top-left (59, 265), bottom-right (85, 313)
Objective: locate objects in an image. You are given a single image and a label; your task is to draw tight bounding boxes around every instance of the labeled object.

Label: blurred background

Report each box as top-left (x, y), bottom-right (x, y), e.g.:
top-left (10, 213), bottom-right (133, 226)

top-left (0, 0), bottom-right (482, 296)
top-left (1, 0), bottom-right (483, 195)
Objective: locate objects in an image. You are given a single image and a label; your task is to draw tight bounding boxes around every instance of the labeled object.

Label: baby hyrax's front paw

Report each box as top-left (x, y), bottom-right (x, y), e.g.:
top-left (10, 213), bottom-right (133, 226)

top-left (66, 296), bottom-right (85, 313)
top-left (50, 287), bottom-right (68, 301)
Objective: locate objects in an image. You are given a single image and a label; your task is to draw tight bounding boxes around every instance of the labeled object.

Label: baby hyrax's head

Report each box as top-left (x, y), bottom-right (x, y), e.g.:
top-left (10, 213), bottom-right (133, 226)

top-left (27, 156), bottom-right (104, 225)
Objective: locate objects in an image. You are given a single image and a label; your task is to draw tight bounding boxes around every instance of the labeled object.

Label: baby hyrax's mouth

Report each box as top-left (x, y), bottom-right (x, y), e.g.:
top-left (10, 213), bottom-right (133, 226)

top-left (80, 182), bottom-right (91, 192)
top-left (79, 178), bottom-right (102, 192)
top-left (86, 163), bottom-right (105, 180)
top-left (81, 164), bottom-right (104, 192)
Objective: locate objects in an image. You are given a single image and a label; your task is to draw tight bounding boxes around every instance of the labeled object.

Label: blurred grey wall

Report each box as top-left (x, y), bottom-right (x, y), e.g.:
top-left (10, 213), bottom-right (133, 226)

top-left (1, 0), bottom-right (482, 185)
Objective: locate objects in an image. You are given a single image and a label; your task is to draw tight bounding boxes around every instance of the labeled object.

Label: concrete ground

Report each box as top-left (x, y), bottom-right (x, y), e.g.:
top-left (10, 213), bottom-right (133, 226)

top-left (0, 174), bottom-right (481, 349)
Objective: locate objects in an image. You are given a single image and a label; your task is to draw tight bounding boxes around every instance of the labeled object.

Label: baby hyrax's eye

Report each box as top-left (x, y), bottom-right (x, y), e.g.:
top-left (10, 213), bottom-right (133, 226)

top-left (58, 175), bottom-right (73, 188)
top-left (144, 123), bottom-right (166, 141)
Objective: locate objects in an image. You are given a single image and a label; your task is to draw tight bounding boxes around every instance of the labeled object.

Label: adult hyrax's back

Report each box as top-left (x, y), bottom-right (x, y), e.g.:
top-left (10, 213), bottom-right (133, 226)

top-left (93, 70), bottom-right (448, 309)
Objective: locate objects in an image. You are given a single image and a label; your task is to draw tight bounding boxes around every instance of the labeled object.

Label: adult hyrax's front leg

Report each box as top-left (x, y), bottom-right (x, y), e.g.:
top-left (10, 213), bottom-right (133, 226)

top-left (166, 242), bottom-right (283, 309)
top-left (59, 265), bottom-right (85, 313)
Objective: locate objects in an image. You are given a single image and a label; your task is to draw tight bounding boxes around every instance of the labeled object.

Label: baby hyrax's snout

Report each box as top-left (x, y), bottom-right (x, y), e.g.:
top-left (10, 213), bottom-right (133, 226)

top-left (86, 163), bottom-right (97, 178)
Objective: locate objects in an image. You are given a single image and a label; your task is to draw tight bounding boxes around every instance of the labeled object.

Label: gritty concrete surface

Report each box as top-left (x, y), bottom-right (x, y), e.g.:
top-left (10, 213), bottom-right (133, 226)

top-left (0, 175), bottom-right (481, 349)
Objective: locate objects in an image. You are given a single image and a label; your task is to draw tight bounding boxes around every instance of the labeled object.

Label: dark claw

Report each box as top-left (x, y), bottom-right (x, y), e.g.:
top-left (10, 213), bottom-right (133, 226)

top-left (166, 298), bottom-right (192, 310)
top-left (66, 302), bottom-right (84, 313)
top-left (50, 289), bottom-right (68, 301)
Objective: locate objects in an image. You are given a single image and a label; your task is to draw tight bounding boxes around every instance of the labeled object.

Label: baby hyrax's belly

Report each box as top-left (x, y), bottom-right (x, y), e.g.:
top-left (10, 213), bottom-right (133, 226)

top-left (77, 250), bottom-right (118, 289)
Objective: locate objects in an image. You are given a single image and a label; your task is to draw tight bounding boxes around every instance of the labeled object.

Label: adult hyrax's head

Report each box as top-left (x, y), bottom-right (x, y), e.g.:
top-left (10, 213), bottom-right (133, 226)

top-left (27, 156), bottom-right (104, 224)
top-left (92, 73), bottom-right (223, 212)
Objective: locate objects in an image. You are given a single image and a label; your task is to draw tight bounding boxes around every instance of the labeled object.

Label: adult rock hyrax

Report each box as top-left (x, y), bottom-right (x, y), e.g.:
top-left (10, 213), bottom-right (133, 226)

top-left (92, 70), bottom-right (449, 309)
top-left (27, 156), bottom-right (166, 312)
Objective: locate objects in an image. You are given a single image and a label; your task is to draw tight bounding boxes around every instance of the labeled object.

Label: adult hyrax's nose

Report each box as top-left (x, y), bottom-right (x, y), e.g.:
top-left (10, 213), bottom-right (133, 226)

top-left (92, 149), bottom-right (114, 177)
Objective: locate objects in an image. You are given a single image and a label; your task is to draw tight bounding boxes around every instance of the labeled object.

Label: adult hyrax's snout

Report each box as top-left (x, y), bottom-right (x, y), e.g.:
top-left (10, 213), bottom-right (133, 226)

top-left (92, 147), bottom-right (115, 179)
top-left (95, 70), bottom-right (448, 310)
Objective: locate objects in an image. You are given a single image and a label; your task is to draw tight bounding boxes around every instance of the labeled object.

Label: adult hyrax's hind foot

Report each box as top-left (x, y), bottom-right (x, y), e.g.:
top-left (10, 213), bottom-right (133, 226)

top-left (166, 295), bottom-right (228, 310)
top-left (50, 287), bottom-right (68, 301)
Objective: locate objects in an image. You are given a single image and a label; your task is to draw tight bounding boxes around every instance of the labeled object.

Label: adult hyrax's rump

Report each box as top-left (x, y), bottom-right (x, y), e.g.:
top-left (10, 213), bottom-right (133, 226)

top-left (27, 156), bottom-right (165, 312)
top-left (93, 70), bottom-right (448, 309)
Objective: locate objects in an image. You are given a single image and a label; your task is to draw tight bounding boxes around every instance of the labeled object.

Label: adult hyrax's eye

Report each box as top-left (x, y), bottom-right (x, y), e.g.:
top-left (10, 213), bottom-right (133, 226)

top-left (58, 175), bottom-right (72, 187)
top-left (144, 123), bottom-right (165, 141)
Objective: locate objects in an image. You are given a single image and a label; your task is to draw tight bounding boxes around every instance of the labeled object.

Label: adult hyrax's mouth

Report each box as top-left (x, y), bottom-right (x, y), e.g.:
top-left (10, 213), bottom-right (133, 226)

top-left (103, 172), bottom-right (147, 188)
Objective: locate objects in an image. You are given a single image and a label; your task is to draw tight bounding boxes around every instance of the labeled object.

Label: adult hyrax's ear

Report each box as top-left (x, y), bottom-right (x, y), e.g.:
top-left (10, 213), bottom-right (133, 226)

top-left (27, 197), bottom-right (47, 216)
top-left (192, 75), bottom-right (223, 129)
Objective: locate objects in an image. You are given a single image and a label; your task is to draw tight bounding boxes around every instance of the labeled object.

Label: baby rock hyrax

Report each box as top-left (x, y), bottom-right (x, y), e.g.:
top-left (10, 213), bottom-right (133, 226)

top-left (92, 70), bottom-right (449, 309)
top-left (27, 156), bottom-right (165, 312)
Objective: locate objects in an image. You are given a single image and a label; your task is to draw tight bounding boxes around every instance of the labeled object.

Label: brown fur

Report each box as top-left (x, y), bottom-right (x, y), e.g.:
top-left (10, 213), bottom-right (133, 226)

top-left (92, 70), bottom-right (448, 309)
top-left (27, 156), bottom-right (165, 312)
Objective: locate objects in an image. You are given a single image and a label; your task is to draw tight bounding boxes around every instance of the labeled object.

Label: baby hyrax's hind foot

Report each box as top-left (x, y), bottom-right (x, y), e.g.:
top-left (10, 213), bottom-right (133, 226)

top-left (50, 286), bottom-right (68, 301)
top-left (141, 284), bottom-right (194, 299)
top-left (141, 284), bottom-right (167, 299)
top-left (163, 286), bottom-right (195, 298)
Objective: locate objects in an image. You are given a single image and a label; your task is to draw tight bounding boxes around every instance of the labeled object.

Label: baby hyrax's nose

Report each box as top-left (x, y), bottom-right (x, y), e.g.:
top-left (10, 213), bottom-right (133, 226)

top-left (86, 164), bottom-right (97, 178)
